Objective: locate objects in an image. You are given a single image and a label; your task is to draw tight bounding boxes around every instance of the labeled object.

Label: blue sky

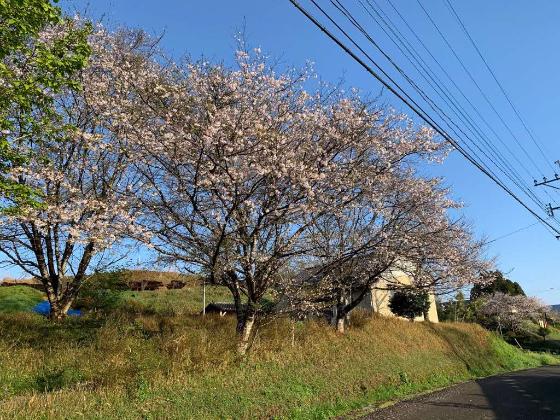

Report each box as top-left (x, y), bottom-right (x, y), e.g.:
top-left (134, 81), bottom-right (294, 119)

top-left (35, 0), bottom-right (560, 302)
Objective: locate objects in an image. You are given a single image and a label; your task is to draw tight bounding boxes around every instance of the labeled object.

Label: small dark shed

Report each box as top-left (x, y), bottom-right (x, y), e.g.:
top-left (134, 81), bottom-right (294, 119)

top-left (202, 302), bottom-right (239, 316)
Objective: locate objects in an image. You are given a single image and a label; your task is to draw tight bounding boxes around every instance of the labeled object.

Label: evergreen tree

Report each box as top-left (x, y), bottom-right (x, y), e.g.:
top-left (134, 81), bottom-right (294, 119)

top-left (470, 271), bottom-right (525, 301)
top-left (389, 289), bottom-right (431, 322)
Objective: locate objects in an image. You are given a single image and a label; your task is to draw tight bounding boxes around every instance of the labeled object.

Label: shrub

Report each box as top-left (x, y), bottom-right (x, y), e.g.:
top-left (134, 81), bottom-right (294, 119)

top-left (73, 271), bottom-right (128, 312)
top-left (389, 289), bottom-right (430, 322)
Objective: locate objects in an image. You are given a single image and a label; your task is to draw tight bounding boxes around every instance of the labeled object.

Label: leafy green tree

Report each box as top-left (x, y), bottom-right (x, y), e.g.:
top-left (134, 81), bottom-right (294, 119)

top-left (0, 0), bottom-right (90, 207)
top-left (470, 270), bottom-right (525, 301)
top-left (389, 289), bottom-right (431, 322)
top-left (454, 291), bottom-right (467, 321)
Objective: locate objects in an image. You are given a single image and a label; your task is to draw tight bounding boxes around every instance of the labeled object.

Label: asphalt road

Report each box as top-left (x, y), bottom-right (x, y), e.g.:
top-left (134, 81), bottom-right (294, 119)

top-left (363, 366), bottom-right (560, 420)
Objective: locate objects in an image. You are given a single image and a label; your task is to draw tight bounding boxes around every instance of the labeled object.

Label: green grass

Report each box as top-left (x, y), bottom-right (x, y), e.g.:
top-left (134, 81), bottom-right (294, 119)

top-left (119, 285), bottom-right (235, 315)
top-left (0, 286), bottom-right (44, 313)
top-left (0, 286), bottom-right (558, 419)
top-left (515, 323), bottom-right (560, 354)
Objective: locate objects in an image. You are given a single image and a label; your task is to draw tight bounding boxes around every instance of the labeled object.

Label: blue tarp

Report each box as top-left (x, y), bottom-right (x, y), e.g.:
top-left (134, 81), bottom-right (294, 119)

top-left (32, 301), bottom-right (82, 316)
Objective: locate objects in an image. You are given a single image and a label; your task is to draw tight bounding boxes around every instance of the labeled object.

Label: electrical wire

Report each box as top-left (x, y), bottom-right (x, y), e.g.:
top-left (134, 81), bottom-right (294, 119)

top-left (484, 221), bottom-right (540, 244)
top-left (442, 0), bottom-right (560, 204)
top-left (327, 0), bottom-right (555, 228)
top-left (287, 0), bottom-right (560, 237)
top-left (384, 0), bottom-right (560, 215)
top-left (382, 0), bottom-right (544, 185)
top-left (443, 0), bottom-right (556, 174)
top-left (334, 0), bottom-right (560, 229)
top-left (415, 0), bottom-right (546, 178)
top-left (353, 0), bottom-right (549, 214)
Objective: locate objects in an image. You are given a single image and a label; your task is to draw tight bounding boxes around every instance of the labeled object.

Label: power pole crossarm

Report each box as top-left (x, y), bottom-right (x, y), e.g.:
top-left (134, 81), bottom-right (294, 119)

top-left (546, 204), bottom-right (560, 217)
top-left (534, 175), bottom-right (560, 189)
top-left (534, 160), bottom-right (560, 188)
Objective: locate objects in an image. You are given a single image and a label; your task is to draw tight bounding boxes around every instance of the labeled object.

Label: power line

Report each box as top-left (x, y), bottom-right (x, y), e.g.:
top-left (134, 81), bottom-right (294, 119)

top-left (485, 221), bottom-right (539, 244)
top-left (355, 0), bottom-right (549, 215)
top-left (326, 0), bottom-right (555, 226)
top-left (367, 0), bottom-right (543, 190)
top-left (372, 0), bottom-right (560, 229)
top-left (415, 0), bottom-right (546, 178)
top-left (287, 0), bottom-right (560, 237)
top-left (352, 0), bottom-right (560, 229)
top-left (425, 1), bottom-right (559, 217)
top-left (382, 0), bottom-right (543, 184)
top-left (443, 0), bottom-right (556, 175)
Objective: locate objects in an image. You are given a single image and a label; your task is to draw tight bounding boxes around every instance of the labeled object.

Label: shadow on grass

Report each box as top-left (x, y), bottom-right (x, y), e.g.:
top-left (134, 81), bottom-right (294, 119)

top-left (0, 313), bottom-right (105, 348)
top-left (425, 323), bottom-right (480, 372)
top-left (34, 366), bottom-right (85, 393)
top-left (522, 339), bottom-right (560, 354)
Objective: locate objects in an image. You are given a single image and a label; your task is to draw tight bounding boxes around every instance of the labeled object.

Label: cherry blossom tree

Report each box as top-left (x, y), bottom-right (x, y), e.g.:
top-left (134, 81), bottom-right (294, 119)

top-left (284, 178), bottom-right (490, 332)
top-left (0, 26), bottom-right (151, 319)
top-left (406, 220), bottom-right (491, 295)
top-left (114, 45), bottom-right (454, 352)
top-left (478, 292), bottom-right (549, 335)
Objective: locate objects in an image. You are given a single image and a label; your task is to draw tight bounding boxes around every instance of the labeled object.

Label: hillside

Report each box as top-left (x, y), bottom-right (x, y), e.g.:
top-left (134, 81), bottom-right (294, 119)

top-left (553, 304), bottom-right (560, 312)
top-left (0, 270), bottom-right (201, 293)
top-left (0, 286), bottom-right (44, 313)
top-left (0, 286), bottom-right (557, 419)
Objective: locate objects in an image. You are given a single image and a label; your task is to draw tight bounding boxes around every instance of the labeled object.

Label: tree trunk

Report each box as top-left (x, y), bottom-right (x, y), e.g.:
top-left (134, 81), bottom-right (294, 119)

top-left (332, 284), bottom-right (374, 333)
top-left (231, 287), bottom-right (244, 334)
top-left (336, 316), bottom-right (345, 333)
top-left (330, 305), bottom-right (338, 327)
top-left (46, 278), bottom-right (84, 320)
top-left (236, 315), bottom-right (245, 334)
top-left (43, 280), bottom-right (67, 320)
top-left (46, 295), bottom-right (67, 320)
top-left (41, 241), bottom-right (94, 322)
top-left (237, 307), bottom-right (257, 355)
top-left (60, 295), bottom-right (76, 317)
top-left (223, 271), bottom-right (245, 333)
top-left (334, 289), bottom-right (352, 333)
top-left (423, 309), bottom-right (431, 322)
top-left (335, 300), bottom-right (348, 333)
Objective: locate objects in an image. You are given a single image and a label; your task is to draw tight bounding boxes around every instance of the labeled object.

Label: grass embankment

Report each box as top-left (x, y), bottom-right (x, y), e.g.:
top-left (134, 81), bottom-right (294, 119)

top-left (0, 286), bottom-right (44, 313)
top-left (0, 286), bottom-right (558, 419)
top-left (518, 322), bottom-right (560, 354)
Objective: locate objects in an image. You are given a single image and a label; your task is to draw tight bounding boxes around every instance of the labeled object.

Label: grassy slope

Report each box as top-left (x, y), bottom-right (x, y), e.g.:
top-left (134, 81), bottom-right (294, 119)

top-left (0, 287), bottom-right (558, 419)
top-left (119, 284), bottom-right (235, 315)
top-left (519, 323), bottom-right (560, 354)
top-left (0, 286), bottom-right (44, 313)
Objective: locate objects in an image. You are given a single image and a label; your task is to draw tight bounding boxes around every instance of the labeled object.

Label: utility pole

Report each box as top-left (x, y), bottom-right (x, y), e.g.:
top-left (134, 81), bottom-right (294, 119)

top-left (534, 161), bottom-right (560, 238)
top-left (546, 203), bottom-right (560, 217)
top-left (533, 161), bottom-right (560, 191)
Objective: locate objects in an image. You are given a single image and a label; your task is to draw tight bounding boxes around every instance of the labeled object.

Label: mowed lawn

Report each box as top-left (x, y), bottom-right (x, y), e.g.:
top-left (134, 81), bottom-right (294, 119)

top-left (0, 286), bottom-right (44, 313)
top-left (0, 285), bottom-right (558, 419)
top-left (119, 285), bottom-right (235, 315)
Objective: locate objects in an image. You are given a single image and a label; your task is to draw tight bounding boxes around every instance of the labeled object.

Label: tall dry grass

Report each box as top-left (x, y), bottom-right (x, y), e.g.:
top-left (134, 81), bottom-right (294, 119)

top-left (0, 302), bottom-right (557, 419)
